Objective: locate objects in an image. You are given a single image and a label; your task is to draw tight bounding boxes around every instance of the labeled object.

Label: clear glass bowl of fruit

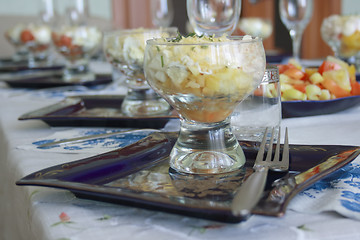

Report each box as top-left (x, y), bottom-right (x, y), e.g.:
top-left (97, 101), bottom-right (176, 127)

top-left (103, 27), bottom-right (178, 116)
top-left (5, 23), bottom-right (51, 64)
top-left (321, 14), bottom-right (360, 70)
top-left (52, 25), bottom-right (102, 81)
top-left (144, 34), bottom-right (266, 174)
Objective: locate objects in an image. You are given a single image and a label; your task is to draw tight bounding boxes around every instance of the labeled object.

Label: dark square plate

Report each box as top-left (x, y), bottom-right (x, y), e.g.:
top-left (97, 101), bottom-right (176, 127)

top-left (0, 57), bottom-right (63, 72)
top-left (16, 131), bottom-right (360, 223)
top-left (19, 95), bottom-right (179, 129)
top-left (1, 70), bottom-right (112, 88)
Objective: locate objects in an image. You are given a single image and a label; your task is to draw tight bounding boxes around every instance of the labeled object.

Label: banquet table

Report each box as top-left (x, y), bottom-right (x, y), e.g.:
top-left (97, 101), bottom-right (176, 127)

top-left (1, 63), bottom-right (360, 240)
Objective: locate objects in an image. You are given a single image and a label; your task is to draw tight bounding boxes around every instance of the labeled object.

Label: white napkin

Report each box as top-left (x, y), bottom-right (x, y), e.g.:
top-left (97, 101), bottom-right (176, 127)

top-left (17, 128), bottom-right (156, 154)
top-left (288, 156), bottom-right (360, 220)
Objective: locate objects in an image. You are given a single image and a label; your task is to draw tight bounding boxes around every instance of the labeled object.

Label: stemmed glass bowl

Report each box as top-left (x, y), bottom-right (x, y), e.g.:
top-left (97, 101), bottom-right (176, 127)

top-left (320, 15), bottom-right (343, 58)
top-left (321, 14), bottom-right (360, 70)
top-left (144, 35), bottom-right (266, 174)
top-left (103, 28), bottom-right (178, 117)
top-left (52, 25), bottom-right (102, 81)
top-left (5, 23), bottom-right (52, 65)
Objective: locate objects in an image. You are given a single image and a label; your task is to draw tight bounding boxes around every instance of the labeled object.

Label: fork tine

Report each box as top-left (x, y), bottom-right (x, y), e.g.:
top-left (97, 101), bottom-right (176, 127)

top-left (282, 127), bottom-right (290, 165)
top-left (255, 127), bottom-right (268, 162)
top-left (265, 127), bottom-right (275, 162)
top-left (273, 127), bottom-right (281, 162)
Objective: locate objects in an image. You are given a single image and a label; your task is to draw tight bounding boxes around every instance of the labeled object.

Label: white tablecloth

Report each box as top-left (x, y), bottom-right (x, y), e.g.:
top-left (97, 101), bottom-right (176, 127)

top-left (1, 73), bottom-right (360, 240)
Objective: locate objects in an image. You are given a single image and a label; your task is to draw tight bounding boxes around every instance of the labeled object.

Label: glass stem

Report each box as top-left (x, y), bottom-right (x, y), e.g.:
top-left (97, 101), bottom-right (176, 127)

top-left (289, 28), bottom-right (304, 60)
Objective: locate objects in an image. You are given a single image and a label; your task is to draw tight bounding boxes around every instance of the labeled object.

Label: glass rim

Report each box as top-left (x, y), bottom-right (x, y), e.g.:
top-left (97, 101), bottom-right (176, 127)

top-left (146, 35), bottom-right (263, 46)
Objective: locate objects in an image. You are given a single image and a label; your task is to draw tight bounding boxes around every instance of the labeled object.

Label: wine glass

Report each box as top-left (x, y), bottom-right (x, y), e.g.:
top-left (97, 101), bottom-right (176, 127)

top-left (279, 0), bottom-right (313, 60)
top-left (187, 0), bottom-right (242, 36)
top-left (144, 35), bottom-right (266, 174)
top-left (151, 0), bottom-right (174, 27)
top-left (103, 28), bottom-right (178, 117)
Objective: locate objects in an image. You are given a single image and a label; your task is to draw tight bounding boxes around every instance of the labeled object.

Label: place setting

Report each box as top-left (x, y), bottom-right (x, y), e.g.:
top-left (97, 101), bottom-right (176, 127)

top-left (13, 0), bottom-right (360, 226)
top-left (0, 3), bottom-right (112, 89)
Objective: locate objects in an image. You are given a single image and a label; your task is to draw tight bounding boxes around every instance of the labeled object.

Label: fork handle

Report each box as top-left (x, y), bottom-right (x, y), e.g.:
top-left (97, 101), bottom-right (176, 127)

top-left (231, 167), bottom-right (269, 217)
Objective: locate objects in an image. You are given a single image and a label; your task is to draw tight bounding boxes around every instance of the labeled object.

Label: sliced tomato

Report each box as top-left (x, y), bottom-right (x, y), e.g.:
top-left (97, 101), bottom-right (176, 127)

top-left (20, 30), bottom-right (35, 43)
top-left (321, 78), bottom-right (351, 98)
top-left (283, 67), bottom-right (305, 80)
top-left (350, 81), bottom-right (360, 95)
top-left (292, 83), bottom-right (307, 93)
top-left (277, 64), bottom-right (289, 74)
top-left (318, 61), bottom-right (342, 75)
top-left (59, 35), bottom-right (72, 47)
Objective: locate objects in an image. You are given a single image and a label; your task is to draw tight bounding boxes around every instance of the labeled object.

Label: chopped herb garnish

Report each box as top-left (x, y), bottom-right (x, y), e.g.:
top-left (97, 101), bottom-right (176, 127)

top-left (156, 46), bottom-right (160, 52)
top-left (191, 46), bottom-right (196, 51)
top-left (171, 31), bottom-right (183, 42)
top-left (186, 32), bottom-right (197, 37)
top-left (201, 46), bottom-right (208, 49)
top-left (161, 55), bottom-right (164, 67)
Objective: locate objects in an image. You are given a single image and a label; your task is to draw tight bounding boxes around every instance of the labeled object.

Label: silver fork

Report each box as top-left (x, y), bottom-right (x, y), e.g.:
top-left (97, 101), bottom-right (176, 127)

top-left (231, 127), bottom-right (289, 217)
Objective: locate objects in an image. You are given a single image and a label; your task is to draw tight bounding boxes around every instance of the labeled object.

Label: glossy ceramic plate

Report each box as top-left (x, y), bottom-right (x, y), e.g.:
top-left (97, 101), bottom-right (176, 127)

top-left (282, 95), bottom-right (360, 118)
top-left (19, 95), bottom-right (178, 129)
top-left (1, 70), bottom-right (112, 88)
top-left (0, 57), bottom-right (63, 72)
top-left (16, 131), bottom-right (360, 223)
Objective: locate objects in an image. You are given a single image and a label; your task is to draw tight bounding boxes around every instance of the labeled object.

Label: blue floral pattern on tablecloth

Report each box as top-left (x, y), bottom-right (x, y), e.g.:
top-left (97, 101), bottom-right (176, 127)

top-left (18, 128), bottom-right (156, 154)
top-left (289, 158), bottom-right (360, 220)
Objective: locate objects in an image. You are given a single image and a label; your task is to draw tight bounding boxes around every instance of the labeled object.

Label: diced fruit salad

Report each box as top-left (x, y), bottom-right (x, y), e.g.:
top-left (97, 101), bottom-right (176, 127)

top-left (52, 26), bottom-right (102, 59)
top-left (279, 56), bottom-right (360, 101)
top-left (6, 24), bottom-right (51, 47)
top-left (145, 34), bottom-right (266, 123)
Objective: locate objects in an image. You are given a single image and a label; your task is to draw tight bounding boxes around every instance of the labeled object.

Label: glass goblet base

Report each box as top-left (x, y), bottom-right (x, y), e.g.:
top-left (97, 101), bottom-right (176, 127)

top-left (11, 45), bottom-right (29, 62)
top-left (170, 119), bottom-right (246, 174)
top-left (121, 88), bottom-right (171, 117)
top-left (63, 63), bottom-right (95, 82)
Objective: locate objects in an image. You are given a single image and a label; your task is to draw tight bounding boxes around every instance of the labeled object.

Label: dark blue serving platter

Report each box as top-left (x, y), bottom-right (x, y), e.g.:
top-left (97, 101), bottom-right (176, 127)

top-left (16, 132), bottom-right (360, 223)
top-left (282, 95), bottom-right (360, 118)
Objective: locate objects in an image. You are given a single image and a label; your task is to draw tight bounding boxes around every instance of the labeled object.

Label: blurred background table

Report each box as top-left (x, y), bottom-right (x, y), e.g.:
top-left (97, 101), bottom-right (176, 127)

top-left (0, 62), bottom-right (360, 240)
top-left (1, 0), bottom-right (360, 239)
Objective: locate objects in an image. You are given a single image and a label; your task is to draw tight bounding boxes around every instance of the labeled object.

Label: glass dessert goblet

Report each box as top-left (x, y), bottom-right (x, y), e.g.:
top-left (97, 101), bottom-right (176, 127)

top-left (52, 25), bottom-right (102, 81)
top-left (103, 28), bottom-right (178, 117)
top-left (320, 15), bottom-right (343, 57)
top-left (144, 35), bottom-right (266, 174)
top-left (5, 23), bottom-right (52, 65)
top-left (321, 14), bottom-right (360, 71)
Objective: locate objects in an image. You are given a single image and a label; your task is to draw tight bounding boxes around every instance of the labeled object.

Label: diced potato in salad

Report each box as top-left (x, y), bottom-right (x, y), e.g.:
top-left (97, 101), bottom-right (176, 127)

top-left (279, 56), bottom-right (360, 101)
top-left (145, 34), bottom-right (265, 97)
top-left (144, 34), bottom-right (266, 123)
